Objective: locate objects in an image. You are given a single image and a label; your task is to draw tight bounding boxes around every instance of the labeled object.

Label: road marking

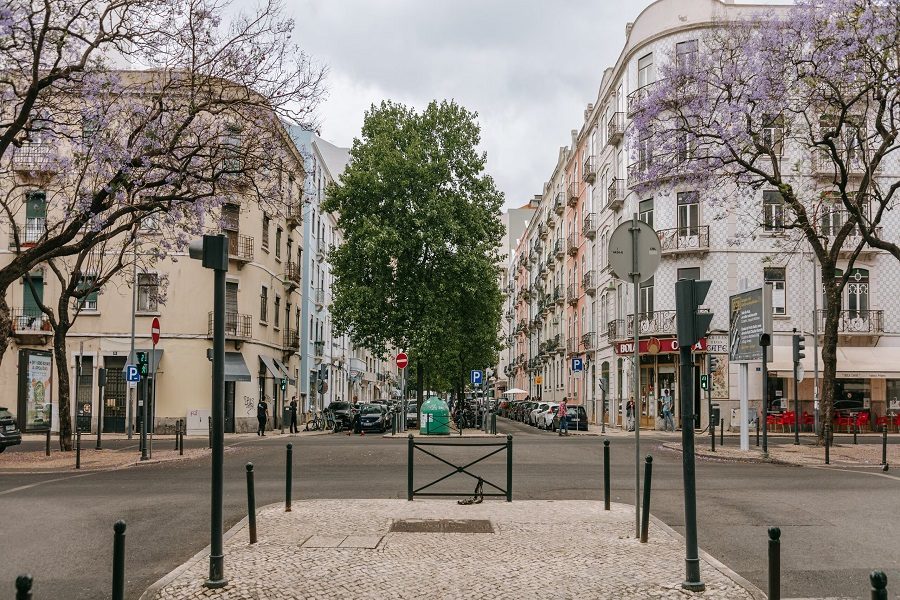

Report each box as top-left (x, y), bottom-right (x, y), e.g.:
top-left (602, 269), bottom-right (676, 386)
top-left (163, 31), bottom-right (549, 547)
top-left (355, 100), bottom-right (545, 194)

top-left (808, 464), bottom-right (900, 482)
top-left (0, 472), bottom-right (98, 497)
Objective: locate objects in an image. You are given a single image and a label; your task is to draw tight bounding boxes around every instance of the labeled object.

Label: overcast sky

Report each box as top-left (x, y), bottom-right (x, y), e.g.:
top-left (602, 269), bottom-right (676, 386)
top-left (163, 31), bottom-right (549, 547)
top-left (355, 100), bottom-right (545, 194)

top-left (285, 0), bottom-right (792, 210)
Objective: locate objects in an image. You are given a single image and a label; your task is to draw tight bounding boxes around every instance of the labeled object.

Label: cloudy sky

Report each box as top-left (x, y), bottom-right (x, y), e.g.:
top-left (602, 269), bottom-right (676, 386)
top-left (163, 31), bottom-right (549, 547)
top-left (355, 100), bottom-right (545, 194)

top-left (284, 0), bottom-right (792, 210)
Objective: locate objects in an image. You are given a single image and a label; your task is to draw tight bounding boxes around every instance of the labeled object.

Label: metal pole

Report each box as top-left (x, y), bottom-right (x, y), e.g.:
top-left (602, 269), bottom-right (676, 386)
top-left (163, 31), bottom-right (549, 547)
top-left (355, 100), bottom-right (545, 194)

top-left (603, 439), bottom-right (610, 510)
top-left (720, 418), bottom-right (724, 447)
top-left (707, 353), bottom-right (713, 438)
top-left (630, 213), bottom-right (641, 539)
top-left (870, 571), bottom-right (888, 600)
top-left (740, 363), bottom-right (750, 451)
top-left (205, 261), bottom-right (227, 588)
top-left (246, 463), bottom-right (257, 544)
top-left (640, 455), bottom-right (652, 543)
top-left (45, 428), bottom-right (50, 456)
top-left (407, 433), bottom-right (414, 501)
top-left (127, 240), bottom-right (137, 440)
top-left (150, 342), bottom-right (158, 458)
top-left (812, 254), bottom-right (820, 435)
top-left (140, 352), bottom-right (149, 461)
top-left (679, 343), bottom-right (704, 591)
top-left (112, 520), bottom-right (126, 600)
top-left (768, 526), bottom-right (781, 600)
top-left (506, 434), bottom-right (513, 502)
top-left (75, 427), bottom-right (81, 469)
top-left (761, 338), bottom-right (770, 458)
top-left (78, 342), bottom-right (83, 439)
top-left (793, 328), bottom-right (800, 445)
top-left (96, 369), bottom-right (105, 450)
top-left (285, 443), bottom-right (293, 512)
top-left (711, 417), bottom-right (716, 452)
top-left (15, 575), bottom-right (32, 600)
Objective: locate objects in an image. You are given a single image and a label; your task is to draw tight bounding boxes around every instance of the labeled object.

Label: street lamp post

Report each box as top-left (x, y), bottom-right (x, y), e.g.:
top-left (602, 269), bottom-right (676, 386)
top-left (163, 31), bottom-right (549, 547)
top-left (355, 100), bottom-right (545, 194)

top-left (190, 234), bottom-right (229, 589)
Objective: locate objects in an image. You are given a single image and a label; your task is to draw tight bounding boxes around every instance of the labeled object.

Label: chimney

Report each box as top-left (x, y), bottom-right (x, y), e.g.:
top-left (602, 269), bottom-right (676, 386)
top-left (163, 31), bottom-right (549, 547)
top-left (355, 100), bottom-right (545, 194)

top-left (571, 129), bottom-right (578, 146)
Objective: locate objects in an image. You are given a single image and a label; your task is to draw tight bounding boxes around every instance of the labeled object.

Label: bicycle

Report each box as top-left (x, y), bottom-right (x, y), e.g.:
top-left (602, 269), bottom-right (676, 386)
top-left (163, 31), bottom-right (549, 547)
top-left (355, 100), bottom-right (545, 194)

top-left (304, 411), bottom-right (325, 431)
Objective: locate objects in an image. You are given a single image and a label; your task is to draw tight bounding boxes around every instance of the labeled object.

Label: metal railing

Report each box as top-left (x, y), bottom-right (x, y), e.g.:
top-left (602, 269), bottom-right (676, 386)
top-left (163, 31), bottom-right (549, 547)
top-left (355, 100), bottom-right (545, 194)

top-left (314, 287), bottom-right (325, 307)
top-left (8, 219), bottom-right (46, 249)
top-left (583, 213), bottom-right (596, 238)
top-left (208, 312), bottom-right (251, 340)
top-left (313, 340), bottom-right (325, 357)
top-left (567, 182), bottom-right (579, 206)
top-left (283, 329), bottom-right (300, 350)
top-left (553, 192), bottom-right (565, 214)
top-left (581, 331), bottom-right (596, 351)
top-left (566, 283), bottom-right (577, 305)
top-left (817, 309), bottom-right (883, 334)
top-left (608, 310), bottom-right (680, 341)
top-left (566, 337), bottom-right (579, 355)
top-left (553, 238), bottom-right (564, 258)
top-left (10, 308), bottom-right (50, 334)
top-left (657, 226), bottom-right (710, 253)
top-left (607, 178), bottom-right (625, 209)
top-left (626, 82), bottom-right (659, 116)
top-left (583, 270), bottom-right (596, 294)
top-left (284, 261), bottom-right (301, 287)
top-left (607, 112), bottom-right (625, 145)
top-left (582, 156), bottom-right (596, 183)
top-left (12, 143), bottom-right (55, 172)
top-left (227, 233), bottom-right (254, 262)
top-left (407, 434), bottom-right (512, 502)
top-left (567, 234), bottom-right (579, 256)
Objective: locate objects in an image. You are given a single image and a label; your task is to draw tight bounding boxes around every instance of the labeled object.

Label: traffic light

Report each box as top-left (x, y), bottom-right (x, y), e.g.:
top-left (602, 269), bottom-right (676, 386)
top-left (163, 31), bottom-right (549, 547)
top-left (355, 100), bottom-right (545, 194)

top-left (792, 329), bottom-right (806, 364)
top-left (136, 351), bottom-right (149, 376)
top-left (280, 377), bottom-right (287, 391)
top-left (675, 279), bottom-right (714, 346)
top-left (700, 374), bottom-right (709, 391)
top-left (709, 356), bottom-right (720, 373)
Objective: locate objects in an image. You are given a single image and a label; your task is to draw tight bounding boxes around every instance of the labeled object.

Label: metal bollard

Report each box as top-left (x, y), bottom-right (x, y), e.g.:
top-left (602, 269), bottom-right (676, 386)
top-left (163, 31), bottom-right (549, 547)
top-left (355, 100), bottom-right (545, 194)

top-left (407, 434), bottom-right (414, 501)
top-left (882, 426), bottom-right (888, 467)
top-left (175, 420), bottom-right (180, 450)
top-left (491, 411), bottom-right (497, 435)
top-left (46, 428), bottom-right (50, 456)
top-left (720, 418), bottom-right (724, 447)
top-left (246, 463), bottom-right (257, 544)
top-left (825, 425), bottom-right (831, 465)
top-left (112, 520), bottom-right (126, 600)
top-left (640, 455), bottom-right (653, 543)
top-left (854, 422), bottom-right (858, 445)
top-left (15, 574), bottom-right (33, 600)
top-left (285, 443), bottom-right (293, 512)
top-left (208, 418), bottom-right (212, 449)
top-left (756, 416), bottom-right (760, 447)
top-left (768, 526), bottom-right (781, 600)
top-left (603, 439), bottom-right (610, 511)
top-left (179, 420), bottom-right (184, 456)
top-left (76, 428), bottom-right (82, 470)
top-left (506, 434), bottom-right (513, 502)
top-left (870, 570), bottom-right (888, 600)
top-left (392, 412), bottom-right (397, 436)
top-left (711, 419), bottom-right (716, 453)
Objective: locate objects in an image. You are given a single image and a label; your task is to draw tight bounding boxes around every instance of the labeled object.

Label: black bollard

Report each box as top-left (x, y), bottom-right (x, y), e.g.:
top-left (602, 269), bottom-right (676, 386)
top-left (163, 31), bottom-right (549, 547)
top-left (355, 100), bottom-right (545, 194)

top-left (756, 416), bottom-right (760, 447)
top-left (640, 455), bottom-right (653, 543)
top-left (720, 418), bottom-right (724, 447)
top-left (175, 420), bottom-right (180, 450)
top-left (711, 419), bottom-right (716, 453)
top-left (870, 570), bottom-right (888, 600)
top-left (76, 428), bottom-right (82, 470)
top-left (854, 422), bottom-right (858, 445)
top-left (825, 425), bottom-right (831, 465)
top-left (112, 520), bottom-right (126, 600)
top-left (15, 575), bottom-right (33, 600)
top-left (491, 411), bottom-right (497, 434)
top-left (246, 463), bottom-right (257, 544)
top-left (46, 428), bottom-right (50, 456)
top-left (285, 443), bottom-right (293, 512)
top-left (179, 420), bottom-right (184, 456)
top-left (882, 426), bottom-right (888, 467)
top-left (768, 526), bottom-right (781, 600)
top-left (603, 439), bottom-right (610, 511)
top-left (208, 417), bottom-right (212, 449)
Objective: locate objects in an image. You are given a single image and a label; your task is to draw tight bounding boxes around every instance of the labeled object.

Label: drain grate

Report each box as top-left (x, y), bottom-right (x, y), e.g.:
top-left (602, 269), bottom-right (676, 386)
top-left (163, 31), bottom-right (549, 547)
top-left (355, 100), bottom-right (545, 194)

top-left (389, 519), bottom-right (494, 534)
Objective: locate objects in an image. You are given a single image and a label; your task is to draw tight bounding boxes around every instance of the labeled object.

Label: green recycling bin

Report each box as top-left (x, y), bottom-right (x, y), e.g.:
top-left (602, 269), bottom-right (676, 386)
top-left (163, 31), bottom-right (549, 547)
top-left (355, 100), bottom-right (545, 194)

top-left (419, 396), bottom-right (451, 435)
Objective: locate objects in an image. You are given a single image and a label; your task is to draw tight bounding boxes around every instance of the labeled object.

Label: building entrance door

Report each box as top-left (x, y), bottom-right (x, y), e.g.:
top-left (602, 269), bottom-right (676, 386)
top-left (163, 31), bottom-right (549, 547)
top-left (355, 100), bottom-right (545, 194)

top-left (224, 381), bottom-right (235, 433)
top-left (103, 357), bottom-right (127, 433)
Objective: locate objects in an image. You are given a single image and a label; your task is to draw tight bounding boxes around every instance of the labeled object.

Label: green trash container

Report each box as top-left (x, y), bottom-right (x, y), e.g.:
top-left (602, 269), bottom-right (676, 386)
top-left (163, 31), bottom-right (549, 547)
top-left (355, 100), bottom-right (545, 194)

top-left (420, 396), bottom-right (451, 435)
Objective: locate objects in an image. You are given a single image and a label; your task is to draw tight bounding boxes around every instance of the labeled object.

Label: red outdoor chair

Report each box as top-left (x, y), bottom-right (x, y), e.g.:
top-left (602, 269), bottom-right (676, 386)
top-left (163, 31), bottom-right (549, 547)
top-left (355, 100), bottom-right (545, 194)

top-left (855, 412), bottom-right (870, 432)
top-left (766, 414), bottom-right (779, 431)
top-left (894, 414), bottom-right (900, 432)
top-left (778, 411), bottom-right (796, 432)
top-left (835, 414), bottom-right (853, 433)
top-left (801, 412), bottom-right (814, 432)
top-left (875, 415), bottom-right (890, 432)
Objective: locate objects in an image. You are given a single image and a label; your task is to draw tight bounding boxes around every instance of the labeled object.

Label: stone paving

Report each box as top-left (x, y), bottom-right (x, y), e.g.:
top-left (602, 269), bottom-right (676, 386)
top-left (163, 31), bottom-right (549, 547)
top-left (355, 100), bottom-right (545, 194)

top-left (143, 500), bottom-right (760, 600)
top-left (663, 439), bottom-right (898, 467)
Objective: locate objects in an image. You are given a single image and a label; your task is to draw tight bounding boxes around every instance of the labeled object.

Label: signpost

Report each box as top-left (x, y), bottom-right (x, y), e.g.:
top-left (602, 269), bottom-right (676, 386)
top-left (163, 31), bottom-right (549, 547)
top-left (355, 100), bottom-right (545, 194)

top-left (397, 352), bottom-right (408, 432)
top-left (608, 215), bottom-right (660, 540)
top-left (728, 285), bottom-right (772, 452)
top-left (571, 357), bottom-right (583, 374)
top-left (396, 352), bottom-right (408, 370)
top-left (471, 370), bottom-right (483, 386)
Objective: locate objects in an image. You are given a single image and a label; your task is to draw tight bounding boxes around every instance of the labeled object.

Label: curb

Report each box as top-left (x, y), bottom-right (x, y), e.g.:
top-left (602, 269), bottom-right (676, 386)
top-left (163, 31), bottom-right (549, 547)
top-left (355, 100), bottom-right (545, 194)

top-left (648, 513), bottom-right (767, 600)
top-left (661, 441), bottom-right (887, 469)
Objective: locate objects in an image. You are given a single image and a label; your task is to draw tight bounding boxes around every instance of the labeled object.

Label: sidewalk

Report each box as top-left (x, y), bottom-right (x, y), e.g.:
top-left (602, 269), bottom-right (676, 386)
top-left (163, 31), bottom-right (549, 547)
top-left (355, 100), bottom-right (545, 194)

top-left (141, 499), bottom-right (762, 600)
top-left (663, 439), bottom-right (898, 467)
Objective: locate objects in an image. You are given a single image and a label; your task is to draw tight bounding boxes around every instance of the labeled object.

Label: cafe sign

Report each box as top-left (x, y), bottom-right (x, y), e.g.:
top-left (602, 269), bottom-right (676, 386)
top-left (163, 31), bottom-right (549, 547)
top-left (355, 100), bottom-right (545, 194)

top-left (615, 337), bottom-right (707, 356)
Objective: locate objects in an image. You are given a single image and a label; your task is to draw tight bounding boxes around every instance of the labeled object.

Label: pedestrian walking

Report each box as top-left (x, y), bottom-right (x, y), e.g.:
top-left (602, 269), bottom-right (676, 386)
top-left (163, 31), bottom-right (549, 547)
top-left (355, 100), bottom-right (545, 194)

top-left (289, 395), bottom-right (298, 434)
top-left (626, 396), bottom-right (636, 432)
top-left (558, 397), bottom-right (569, 436)
top-left (662, 389), bottom-right (675, 432)
top-left (351, 395), bottom-right (361, 434)
top-left (257, 397), bottom-right (269, 436)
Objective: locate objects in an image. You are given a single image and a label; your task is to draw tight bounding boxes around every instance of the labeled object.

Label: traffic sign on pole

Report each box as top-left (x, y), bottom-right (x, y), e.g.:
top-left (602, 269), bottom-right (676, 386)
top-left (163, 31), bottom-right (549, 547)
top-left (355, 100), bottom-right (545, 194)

top-left (471, 370), bottom-right (483, 386)
top-left (571, 357), bottom-right (584, 373)
top-left (125, 364), bottom-right (141, 383)
top-left (396, 352), bottom-right (409, 370)
top-left (151, 317), bottom-right (161, 345)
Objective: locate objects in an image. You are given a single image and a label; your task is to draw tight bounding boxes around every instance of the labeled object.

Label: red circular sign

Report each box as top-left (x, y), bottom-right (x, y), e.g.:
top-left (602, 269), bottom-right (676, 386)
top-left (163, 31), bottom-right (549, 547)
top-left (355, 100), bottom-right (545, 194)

top-left (396, 352), bottom-right (409, 369)
top-left (151, 317), bottom-right (161, 345)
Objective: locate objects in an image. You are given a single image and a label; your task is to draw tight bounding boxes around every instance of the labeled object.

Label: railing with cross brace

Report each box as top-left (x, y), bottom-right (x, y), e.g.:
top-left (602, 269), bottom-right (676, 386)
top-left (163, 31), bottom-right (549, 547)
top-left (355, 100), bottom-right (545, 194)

top-left (407, 434), bottom-right (512, 502)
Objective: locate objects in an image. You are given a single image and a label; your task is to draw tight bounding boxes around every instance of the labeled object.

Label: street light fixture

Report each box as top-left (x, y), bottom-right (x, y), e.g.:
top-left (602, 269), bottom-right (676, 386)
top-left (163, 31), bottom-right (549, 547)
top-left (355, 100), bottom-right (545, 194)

top-left (189, 234), bottom-right (229, 589)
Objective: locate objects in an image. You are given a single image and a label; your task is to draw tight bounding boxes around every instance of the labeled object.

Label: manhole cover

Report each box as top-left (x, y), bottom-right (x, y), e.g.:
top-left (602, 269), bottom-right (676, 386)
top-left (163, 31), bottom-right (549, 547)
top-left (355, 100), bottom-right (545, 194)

top-left (389, 519), bottom-right (493, 533)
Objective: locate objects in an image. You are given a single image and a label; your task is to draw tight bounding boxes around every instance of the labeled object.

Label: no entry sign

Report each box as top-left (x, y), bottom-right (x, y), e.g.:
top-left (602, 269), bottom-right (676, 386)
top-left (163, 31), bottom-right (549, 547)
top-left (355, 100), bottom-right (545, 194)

top-left (396, 352), bottom-right (408, 370)
top-left (151, 317), bottom-right (161, 345)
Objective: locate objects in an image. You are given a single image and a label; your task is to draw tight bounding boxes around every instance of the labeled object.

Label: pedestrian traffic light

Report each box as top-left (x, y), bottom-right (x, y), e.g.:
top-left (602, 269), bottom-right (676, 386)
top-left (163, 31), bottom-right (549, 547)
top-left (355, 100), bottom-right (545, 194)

top-left (675, 279), bottom-right (714, 347)
top-left (280, 377), bottom-right (287, 391)
top-left (700, 374), bottom-right (709, 391)
top-left (136, 351), bottom-right (149, 376)
top-left (709, 356), bottom-right (720, 373)
top-left (792, 329), bottom-right (805, 364)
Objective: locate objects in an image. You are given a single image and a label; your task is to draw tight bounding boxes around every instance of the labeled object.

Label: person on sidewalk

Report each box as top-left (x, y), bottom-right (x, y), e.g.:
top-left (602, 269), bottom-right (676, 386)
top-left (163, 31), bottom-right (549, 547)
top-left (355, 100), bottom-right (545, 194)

top-left (288, 396), bottom-right (298, 434)
top-left (558, 397), bottom-right (569, 436)
top-left (257, 397), bottom-right (269, 436)
top-left (626, 396), bottom-right (636, 432)
top-left (662, 389), bottom-right (675, 432)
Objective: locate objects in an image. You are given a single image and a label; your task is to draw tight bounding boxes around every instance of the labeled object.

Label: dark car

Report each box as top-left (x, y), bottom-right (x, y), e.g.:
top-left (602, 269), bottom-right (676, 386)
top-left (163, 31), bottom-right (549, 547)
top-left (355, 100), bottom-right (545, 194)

top-left (358, 404), bottom-right (388, 432)
top-left (326, 401), bottom-right (354, 431)
top-left (553, 405), bottom-right (589, 432)
top-left (0, 407), bottom-right (22, 453)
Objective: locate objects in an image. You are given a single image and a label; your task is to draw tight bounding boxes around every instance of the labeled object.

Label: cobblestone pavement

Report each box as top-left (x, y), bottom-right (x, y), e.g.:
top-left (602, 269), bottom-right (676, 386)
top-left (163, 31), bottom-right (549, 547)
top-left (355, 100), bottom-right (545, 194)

top-left (663, 439), bottom-right (898, 467)
top-left (144, 500), bottom-right (759, 600)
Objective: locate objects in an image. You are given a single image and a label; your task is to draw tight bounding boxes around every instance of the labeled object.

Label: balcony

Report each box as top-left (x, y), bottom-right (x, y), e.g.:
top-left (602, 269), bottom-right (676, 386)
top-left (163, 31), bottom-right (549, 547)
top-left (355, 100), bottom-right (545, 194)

top-left (546, 210), bottom-right (556, 227)
top-left (283, 261), bottom-right (301, 290)
top-left (566, 337), bottom-right (579, 356)
top-left (607, 112), bottom-right (625, 146)
top-left (553, 238), bottom-right (564, 259)
top-left (626, 82), bottom-right (658, 117)
top-left (208, 312), bottom-right (251, 341)
top-left (812, 150), bottom-right (868, 180)
top-left (657, 226), bottom-right (710, 255)
top-left (314, 287), bottom-right (325, 308)
top-left (607, 178), bottom-right (625, 210)
top-left (8, 219), bottom-right (46, 250)
top-left (818, 216), bottom-right (883, 259)
top-left (607, 319), bottom-right (626, 342)
top-left (567, 182), bottom-right (579, 207)
top-left (566, 283), bottom-right (578, 305)
top-left (628, 152), bottom-right (712, 189)
top-left (608, 310), bottom-right (680, 341)
top-left (547, 254), bottom-right (556, 271)
top-left (283, 329), bottom-right (300, 351)
top-left (538, 223), bottom-right (548, 239)
top-left (566, 233), bottom-right (579, 256)
top-left (553, 192), bottom-right (565, 215)
top-left (583, 213), bottom-right (596, 239)
top-left (227, 233), bottom-right (254, 265)
top-left (582, 156), bottom-right (596, 184)
top-left (12, 143), bottom-right (56, 174)
top-left (505, 308), bottom-right (515, 320)
top-left (314, 340), bottom-right (325, 359)
top-left (552, 285), bottom-right (563, 306)
top-left (286, 201), bottom-right (303, 229)
top-left (583, 270), bottom-right (596, 295)
top-left (581, 331), bottom-right (596, 351)
top-left (817, 309), bottom-right (883, 338)
top-left (315, 238), bottom-right (326, 260)
top-left (10, 308), bottom-right (51, 344)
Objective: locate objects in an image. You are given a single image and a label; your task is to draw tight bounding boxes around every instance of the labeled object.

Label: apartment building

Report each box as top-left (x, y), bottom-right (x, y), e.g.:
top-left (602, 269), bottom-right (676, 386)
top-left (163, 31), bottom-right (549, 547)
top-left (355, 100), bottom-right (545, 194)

top-left (500, 0), bottom-right (900, 430)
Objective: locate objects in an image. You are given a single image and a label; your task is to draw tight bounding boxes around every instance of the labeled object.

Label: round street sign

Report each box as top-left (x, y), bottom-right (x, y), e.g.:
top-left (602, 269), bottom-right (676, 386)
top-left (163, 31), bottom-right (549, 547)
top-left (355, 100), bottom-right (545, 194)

top-left (608, 220), bottom-right (660, 283)
top-left (151, 317), bottom-right (161, 345)
top-left (396, 352), bottom-right (409, 370)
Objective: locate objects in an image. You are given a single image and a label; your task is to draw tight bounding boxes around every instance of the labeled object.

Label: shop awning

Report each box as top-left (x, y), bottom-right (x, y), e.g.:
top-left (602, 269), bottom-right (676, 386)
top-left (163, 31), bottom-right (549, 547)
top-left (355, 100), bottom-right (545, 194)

top-left (770, 345), bottom-right (900, 378)
top-left (259, 355), bottom-right (281, 379)
top-left (224, 352), bottom-right (252, 382)
top-left (274, 358), bottom-right (296, 386)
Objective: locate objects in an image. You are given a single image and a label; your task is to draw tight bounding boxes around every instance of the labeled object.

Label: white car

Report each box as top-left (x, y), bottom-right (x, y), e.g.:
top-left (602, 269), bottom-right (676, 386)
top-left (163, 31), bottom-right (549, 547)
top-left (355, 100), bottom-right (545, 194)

top-left (529, 402), bottom-right (549, 426)
top-left (538, 404), bottom-right (560, 429)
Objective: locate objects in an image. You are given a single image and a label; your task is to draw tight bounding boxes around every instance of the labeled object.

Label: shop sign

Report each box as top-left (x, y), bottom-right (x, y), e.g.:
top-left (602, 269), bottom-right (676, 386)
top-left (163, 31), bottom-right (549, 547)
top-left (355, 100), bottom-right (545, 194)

top-left (728, 286), bottom-right (773, 363)
top-left (22, 350), bottom-right (53, 431)
top-left (615, 337), bottom-right (707, 355)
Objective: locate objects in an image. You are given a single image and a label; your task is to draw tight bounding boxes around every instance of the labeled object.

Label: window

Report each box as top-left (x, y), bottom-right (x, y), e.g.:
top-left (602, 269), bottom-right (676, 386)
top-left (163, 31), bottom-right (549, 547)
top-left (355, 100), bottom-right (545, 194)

top-left (638, 53), bottom-right (654, 88)
top-left (260, 286), bottom-right (268, 322)
top-left (764, 267), bottom-right (786, 315)
top-left (140, 214), bottom-right (160, 232)
top-left (275, 227), bottom-right (282, 259)
top-left (137, 273), bottom-right (159, 313)
top-left (761, 114), bottom-right (784, 156)
top-left (675, 40), bottom-right (699, 71)
top-left (638, 137), bottom-right (652, 171)
top-left (286, 238), bottom-right (293, 265)
top-left (24, 191), bottom-right (47, 243)
top-left (639, 276), bottom-right (654, 318)
top-left (763, 191), bottom-right (785, 232)
top-left (677, 191), bottom-right (700, 236)
top-left (274, 295), bottom-right (281, 328)
top-left (76, 275), bottom-right (98, 311)
top-left (222, 204), bottom-right (240, 232)
top-left (222, 125), bottom-right (243, 171)
top-left (262, 215), bottom-right (270, 249)
top-left (639, 199), bottom-right (654, 227)
top-left (847, 268), bottom-right (869, 317)
top-left (677, 267), bottom-right (700, 281)
top-left (81, 117), bottom-right (98, 144)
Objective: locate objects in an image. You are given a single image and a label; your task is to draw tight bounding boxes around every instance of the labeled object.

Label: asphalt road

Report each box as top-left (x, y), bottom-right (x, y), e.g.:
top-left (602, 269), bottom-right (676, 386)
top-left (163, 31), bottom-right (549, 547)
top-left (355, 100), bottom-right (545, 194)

top-left (1, 422), bottom-right (897, 600)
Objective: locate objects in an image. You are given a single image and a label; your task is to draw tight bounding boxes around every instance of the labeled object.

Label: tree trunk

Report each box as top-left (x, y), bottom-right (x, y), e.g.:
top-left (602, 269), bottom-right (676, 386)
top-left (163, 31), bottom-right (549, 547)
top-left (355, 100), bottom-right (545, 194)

top-left (0, 297), bottom-right (12, 368)
top-left (416, 360), bottom-right (424, 428)
top-left (53, 324), bottom-right (73, 451)
top-left (818, 277), bottom-right (843, 445)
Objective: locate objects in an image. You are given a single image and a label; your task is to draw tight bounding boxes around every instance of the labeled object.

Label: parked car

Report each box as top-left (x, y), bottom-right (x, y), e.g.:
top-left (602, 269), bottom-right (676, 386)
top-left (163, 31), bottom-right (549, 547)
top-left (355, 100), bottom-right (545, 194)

top-left (0, 407), bottom-right (22, 453)
top-left (326, 401), bottom-right (354, 431)
top-left (406, 401), bottom-right (418, 426)
top-left (552, 405), bottom-right (589, 431)
top-left (358, 404), bottom-right (389, 432)
top-left (529, 403), bottom-right (549, 427)
top-left (538, 404), bottom-right (560, 430)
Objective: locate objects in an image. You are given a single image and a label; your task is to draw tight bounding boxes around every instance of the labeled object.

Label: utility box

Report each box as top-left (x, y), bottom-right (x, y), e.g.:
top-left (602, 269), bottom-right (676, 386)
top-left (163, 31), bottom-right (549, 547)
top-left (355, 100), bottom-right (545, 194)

top-left (419, 396), bottom-right (450, 435)
top-left (711, 403), bottom-right (721, 427)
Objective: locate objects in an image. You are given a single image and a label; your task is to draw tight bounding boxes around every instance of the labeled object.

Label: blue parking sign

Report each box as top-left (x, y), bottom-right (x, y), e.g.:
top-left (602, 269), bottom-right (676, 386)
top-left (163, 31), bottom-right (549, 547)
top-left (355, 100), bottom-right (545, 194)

top-left (571, 358), bottom-right (583, 373)
top-left (125, 364), bottom-right (141, 383)
top-left (471, 370), bottom-right (483, 385)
